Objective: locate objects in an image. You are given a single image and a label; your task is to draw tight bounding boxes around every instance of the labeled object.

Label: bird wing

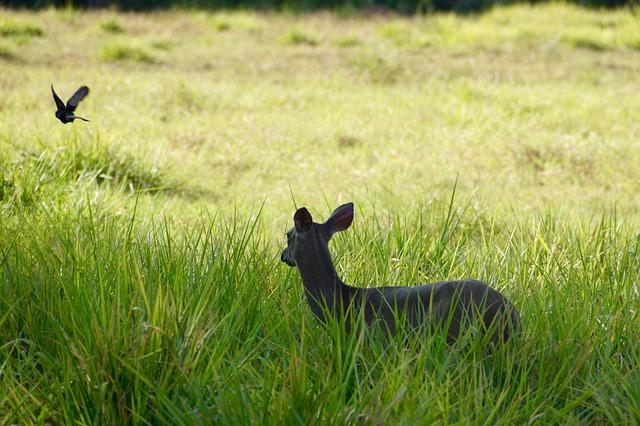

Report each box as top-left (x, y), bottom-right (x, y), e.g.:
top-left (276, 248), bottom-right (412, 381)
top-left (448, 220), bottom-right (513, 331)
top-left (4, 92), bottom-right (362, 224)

top-left (66, 86), bottom-right (90, 112)
top-left (51, 85), bottom-right (66, 111)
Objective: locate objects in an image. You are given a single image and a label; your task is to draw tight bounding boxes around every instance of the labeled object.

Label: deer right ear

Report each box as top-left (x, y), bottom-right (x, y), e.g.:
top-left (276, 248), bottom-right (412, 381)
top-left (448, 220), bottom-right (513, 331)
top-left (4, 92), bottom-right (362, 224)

top-left (324, 202), bottom-right (354, 236)
top-left (294, 207), bottom-right (313, 233)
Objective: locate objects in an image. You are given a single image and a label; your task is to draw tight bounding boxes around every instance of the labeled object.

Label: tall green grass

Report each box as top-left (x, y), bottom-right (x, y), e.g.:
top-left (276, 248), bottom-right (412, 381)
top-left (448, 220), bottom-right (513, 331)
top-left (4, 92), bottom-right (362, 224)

top-left (0, 135), bottom-right (173, 212)
top-left (1, 200), bottom-right (638, 423)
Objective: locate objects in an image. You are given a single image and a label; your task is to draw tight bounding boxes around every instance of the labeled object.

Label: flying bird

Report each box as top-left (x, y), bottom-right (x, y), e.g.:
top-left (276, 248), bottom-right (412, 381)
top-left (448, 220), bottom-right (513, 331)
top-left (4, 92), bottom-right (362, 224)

top-left (51, 85), bottom-right (90, 124)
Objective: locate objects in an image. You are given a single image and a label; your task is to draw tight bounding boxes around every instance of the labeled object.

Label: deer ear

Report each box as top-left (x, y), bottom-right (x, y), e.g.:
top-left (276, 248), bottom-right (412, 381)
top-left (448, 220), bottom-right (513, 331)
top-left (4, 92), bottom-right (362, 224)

top-left (294, 207), bottom-right (313, 233)
top-left (324, 203), bottom-right (354, 236)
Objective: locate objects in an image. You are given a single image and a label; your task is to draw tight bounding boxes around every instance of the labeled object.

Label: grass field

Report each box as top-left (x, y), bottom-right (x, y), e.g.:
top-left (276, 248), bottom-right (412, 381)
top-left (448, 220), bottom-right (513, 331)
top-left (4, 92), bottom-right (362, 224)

top-left (1, 3), bottom-right (640, 424)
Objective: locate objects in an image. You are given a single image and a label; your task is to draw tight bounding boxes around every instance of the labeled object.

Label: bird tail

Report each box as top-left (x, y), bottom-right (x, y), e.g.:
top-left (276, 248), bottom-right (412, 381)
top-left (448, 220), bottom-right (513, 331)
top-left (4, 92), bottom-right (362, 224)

top-left (75, 116), bottom-right (90, 122)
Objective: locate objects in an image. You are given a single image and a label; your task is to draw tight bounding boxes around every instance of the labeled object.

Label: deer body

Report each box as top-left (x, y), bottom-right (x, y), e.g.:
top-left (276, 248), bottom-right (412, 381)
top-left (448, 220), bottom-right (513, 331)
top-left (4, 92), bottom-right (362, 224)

top-left (282, 203), bottom-right (519, 343)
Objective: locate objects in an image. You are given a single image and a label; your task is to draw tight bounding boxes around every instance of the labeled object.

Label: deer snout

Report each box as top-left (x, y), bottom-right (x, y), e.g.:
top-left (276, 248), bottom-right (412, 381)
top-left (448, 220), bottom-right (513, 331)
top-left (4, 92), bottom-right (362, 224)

top-left (281, 248), bottom-right (296, 267)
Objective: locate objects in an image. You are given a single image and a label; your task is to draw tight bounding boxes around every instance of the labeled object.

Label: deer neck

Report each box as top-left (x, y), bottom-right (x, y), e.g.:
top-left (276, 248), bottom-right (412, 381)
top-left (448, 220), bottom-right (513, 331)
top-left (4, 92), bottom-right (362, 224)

top-left (295, 239), bottom-right (352, 320)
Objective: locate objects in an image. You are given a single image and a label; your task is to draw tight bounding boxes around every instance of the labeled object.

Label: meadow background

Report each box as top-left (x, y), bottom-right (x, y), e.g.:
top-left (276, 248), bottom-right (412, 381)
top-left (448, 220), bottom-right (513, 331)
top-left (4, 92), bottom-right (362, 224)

top-left (1, 4), bottom-right (640, 424)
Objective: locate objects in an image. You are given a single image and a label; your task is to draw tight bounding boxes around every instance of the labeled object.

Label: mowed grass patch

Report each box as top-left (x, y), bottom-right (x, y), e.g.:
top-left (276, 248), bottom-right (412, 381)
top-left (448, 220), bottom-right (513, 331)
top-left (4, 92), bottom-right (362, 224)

top-left (0, 201), bottom-right (638, 423)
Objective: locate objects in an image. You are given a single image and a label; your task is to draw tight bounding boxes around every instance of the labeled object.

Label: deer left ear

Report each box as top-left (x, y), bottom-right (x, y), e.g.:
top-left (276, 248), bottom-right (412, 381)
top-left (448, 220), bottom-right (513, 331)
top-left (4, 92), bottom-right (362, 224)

top-left (294, 207), bottom-right (313, 233)
top-left (324, 203), bottom-right (354, 237)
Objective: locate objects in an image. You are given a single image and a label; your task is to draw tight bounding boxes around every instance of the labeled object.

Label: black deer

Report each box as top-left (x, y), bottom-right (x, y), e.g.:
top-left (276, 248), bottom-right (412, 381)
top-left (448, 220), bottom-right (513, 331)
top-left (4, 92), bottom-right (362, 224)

top-left (281, 203), bottom-right (519, 344)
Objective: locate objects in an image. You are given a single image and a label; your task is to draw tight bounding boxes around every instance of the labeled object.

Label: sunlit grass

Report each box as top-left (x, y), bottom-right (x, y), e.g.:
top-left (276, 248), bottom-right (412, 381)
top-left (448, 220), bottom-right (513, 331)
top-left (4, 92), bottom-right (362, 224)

top-left (1, 3), bottom-right (639, 423)
top-left (100, 17), bottom-right (125, 34)
top-left (100, 40), bottom-right (157, 62)
top-left (1, 4), bottom-right (638, 220)
top-left (280, 28), bottom-right (319, 45)
top-left (0, 42), bottom-right (11, 58)
top-left (0, 18), bottom-right (43, 38)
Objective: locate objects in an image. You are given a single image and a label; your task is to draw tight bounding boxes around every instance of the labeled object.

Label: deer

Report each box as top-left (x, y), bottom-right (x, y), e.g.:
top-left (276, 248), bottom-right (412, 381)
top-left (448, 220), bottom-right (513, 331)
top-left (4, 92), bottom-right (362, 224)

top-left (281, 202), bottom-right (520, 344)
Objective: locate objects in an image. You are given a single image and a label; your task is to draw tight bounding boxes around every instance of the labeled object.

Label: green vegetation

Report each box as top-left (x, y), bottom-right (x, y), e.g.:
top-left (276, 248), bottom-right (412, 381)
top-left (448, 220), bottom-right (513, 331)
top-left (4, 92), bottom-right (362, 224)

top-left (0, 137), bottom-right (172, 210)
top-left (0, 42), bottom-right (12, 58)
top-left (280, 28), bottom-right (319, 46)
top-left (0, 18), bottom-right (42, 54)
top-left (1, 4), bottom-right (639, 423)
top-left (100, 17), bottom-right (125, 33)
top-left (100, 41), bottom-right (157, 63)
top-left (212, 17), bottom-right (232, 31)
top-left (0, 18), bottom-right (42, 38)
top-left (334, 35), bottom-right (361, 48)
top-left (2, 197), bottom-right (639, 423)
